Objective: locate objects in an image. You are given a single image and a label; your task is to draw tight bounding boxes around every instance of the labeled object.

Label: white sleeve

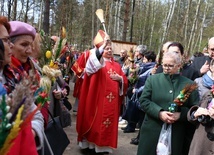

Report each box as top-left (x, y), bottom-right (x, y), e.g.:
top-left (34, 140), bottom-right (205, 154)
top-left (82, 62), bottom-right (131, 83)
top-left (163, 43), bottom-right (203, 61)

top-left (85, 51), bottom-right (104, 76)
top-left (31, 103), bottom-right (44, 151)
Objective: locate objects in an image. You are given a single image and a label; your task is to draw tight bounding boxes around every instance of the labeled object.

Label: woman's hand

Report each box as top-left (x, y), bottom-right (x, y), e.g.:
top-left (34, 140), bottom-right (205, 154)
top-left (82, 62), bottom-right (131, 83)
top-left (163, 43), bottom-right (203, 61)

top-left (159, 111), bottom-right (177, 124)
top-left (172, 112), bottom-right (181, 121)
top-left (194, 107), bottom-right (209, 118)
top-left (53, 89), bottom-right (62, 99)
top-left (208, 107), bottom-right (214, 119)
top-left (61, 88), bottom-right (67, 96)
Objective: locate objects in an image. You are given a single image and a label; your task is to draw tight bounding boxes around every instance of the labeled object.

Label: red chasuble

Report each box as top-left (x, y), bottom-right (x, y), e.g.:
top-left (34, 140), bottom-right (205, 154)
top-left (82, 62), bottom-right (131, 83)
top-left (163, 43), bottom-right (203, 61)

top-left (71, 51), bottom-right (90, 98)
top-left (76, 58), bottom-right (128, 149)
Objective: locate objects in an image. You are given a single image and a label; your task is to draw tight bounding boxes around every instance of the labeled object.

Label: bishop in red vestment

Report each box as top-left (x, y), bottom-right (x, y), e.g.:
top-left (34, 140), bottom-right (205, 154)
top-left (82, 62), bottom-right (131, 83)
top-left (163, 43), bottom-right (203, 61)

top-left (76, 31), bottom-right (128, 154)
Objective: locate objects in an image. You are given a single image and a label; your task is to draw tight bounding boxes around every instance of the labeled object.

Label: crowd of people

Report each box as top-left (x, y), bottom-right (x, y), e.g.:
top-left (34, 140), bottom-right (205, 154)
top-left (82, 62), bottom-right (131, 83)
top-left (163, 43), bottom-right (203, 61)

top-left (0, 14), bottom-right (214, 155)
top-left (72, 30), bottom-right (214, 155)
top-left (0, 16), bottom-right (72, 154)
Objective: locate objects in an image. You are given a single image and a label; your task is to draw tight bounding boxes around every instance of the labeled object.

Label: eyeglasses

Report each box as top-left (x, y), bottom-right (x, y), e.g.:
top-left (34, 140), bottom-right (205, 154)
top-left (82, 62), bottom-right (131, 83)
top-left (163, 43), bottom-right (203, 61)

top-left (0, 37), bottom-right (11, 45)
top-left (162, 64), bottom-right (176, 68)
top-left (209, 48), bottom-right (214, 51)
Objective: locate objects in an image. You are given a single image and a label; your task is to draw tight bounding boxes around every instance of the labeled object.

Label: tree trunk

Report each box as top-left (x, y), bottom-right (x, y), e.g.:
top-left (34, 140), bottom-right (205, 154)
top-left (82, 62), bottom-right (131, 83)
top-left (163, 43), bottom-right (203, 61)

top-left (149, 0), bottom-right (156, 47)
top-left (197, 1), bottom-right (209, 52)
top-left (113, 0), bottom-right (119, 38)
top-left (187, 0), bottom-right (201, 52)
top-left (174, 0), bottom-right (181, 41)
top-left (183, 0), bottom-right (192, 47)
top-left (130, 0), bottom-right (135, 42)
top-left (38, 0), bottom-right (44, 31)
top-left (0, 0), bottom-right (5, 15)
top-left (24, 0), bottom-right (29, 22)
top-left (92, 0), bottom-right (95, 45)
top-left (7, 0), bottom-right (12, 19)
top-left (12, 0), bottom-right (17, 20)
top-left (105, 0), bottom-right (110, 29)
top-left (161, 0), bottom-right (177, 44)
top-left (142, 0), bottom-right (148, 44)
top-left (117, 1), bottom-right (122, 40)
top-left (122, 0), bottom-right (130, 41)
top-left (43, 0), bottom-right (50, 34)
top-left (108, 1), bottom-right (114, 34)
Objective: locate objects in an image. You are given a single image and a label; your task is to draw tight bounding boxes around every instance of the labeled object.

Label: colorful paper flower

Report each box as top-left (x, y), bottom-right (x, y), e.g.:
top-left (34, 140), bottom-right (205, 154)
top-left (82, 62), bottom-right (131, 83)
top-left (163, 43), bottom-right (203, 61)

top-left (169, 83), bottom-right (198, 112)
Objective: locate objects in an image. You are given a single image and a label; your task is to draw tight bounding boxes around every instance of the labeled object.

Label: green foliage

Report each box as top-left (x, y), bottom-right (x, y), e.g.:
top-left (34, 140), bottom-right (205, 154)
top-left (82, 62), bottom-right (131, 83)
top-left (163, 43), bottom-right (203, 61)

top-left (0, 96), bottom-right (11, 148)
top-left (3, 0), bottom-right (214, 55)
top-left (39, 30), bottom-right (52, 66)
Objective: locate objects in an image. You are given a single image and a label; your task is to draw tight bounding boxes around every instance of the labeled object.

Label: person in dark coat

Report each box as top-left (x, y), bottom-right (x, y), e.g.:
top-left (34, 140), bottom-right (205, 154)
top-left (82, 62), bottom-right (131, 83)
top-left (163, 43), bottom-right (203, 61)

top-left (117, 49), bottom-right (128, 67)
top-left (191, 37), bottom-right (214, 76)
top-left (129, 51), bottom-right (156, 145)
top-left (134, 45), bottom-right (147, 65)
top-left (194, 59), bottom-right (214, 100)
top-left (156, 42), bottom-right (199, 81)
top-left (151, 41), bottom-right (172, 75)
top-left (137, 51), bottom-right (199, 155)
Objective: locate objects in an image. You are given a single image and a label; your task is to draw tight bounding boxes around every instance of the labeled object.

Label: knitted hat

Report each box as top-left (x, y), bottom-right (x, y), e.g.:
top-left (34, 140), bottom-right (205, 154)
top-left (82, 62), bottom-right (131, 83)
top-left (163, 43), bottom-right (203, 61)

top-left (93, 30), bottom-right (106, 48)
top-left (9, 21), bottom-right (36, 39)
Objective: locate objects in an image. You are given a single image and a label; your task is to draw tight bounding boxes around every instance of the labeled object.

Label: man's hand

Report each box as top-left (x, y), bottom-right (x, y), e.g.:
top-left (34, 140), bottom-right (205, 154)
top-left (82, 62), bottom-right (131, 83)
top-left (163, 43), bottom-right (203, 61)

top-left (110, 71), bottom-right (122, 82)
top-left (150, 66), bottom-right (157, 75)
top-left (200, 60), bottom-right (209, 75)
top-left (32, 129), bottom-right (36, 137)
top-left (99, 33), bottom-right (110, 53)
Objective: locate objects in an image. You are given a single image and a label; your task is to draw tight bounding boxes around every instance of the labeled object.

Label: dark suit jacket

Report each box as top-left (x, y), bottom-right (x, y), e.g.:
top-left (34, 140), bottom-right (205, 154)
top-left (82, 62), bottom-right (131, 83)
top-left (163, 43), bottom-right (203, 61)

top-left (191, 56), bottom-right (212, 76)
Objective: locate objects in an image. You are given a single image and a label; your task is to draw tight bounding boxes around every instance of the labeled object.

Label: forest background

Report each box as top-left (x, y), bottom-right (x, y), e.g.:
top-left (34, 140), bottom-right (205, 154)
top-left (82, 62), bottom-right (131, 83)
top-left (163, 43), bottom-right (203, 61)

top-left (1, 0), bottom-right (214, 56)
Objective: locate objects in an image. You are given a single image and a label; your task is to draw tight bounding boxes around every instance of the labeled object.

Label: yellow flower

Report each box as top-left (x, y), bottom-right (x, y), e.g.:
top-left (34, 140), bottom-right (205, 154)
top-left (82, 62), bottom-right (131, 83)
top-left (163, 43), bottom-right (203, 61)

top-left (49, 60), bottom-right (54, 67)
top-left (45, 50), bottom-right (52, 59)
top-left (61, 27), bottom-right (66, 39)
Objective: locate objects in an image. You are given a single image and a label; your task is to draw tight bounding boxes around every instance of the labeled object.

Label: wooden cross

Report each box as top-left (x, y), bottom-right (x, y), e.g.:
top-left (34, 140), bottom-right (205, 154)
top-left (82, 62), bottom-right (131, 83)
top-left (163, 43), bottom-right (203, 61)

top-left (106, 92), bottom-right (115, 102)
top-left (103, 118), bottom-right (111, 128)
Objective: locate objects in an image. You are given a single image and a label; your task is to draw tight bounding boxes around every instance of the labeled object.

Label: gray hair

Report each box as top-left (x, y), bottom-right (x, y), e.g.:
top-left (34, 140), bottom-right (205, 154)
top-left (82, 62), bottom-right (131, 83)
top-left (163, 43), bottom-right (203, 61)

top-left (162, 51), bottom-right (182, 65)
top-left (208, 37), bottom-right (214, 46)
top-left (136, 45), bottom-right (147, 55)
